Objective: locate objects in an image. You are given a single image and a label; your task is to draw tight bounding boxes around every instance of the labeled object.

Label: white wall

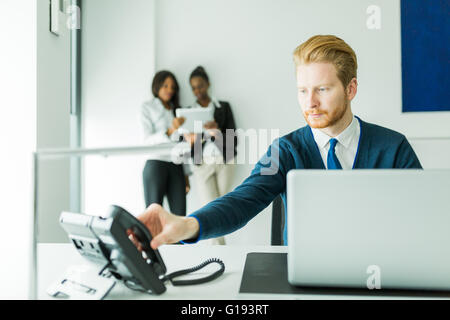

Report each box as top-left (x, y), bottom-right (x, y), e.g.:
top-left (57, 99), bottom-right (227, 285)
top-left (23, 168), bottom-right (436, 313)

top-left (154, 0), bottom-right (450, 245)
top-left (82, 0), bottom-right (156, 216)
top-left (0, 0), bottom-right (36, 299)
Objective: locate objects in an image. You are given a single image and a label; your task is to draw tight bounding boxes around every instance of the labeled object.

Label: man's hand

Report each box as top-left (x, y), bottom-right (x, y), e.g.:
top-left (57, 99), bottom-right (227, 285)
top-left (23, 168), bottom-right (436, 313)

top-left (136, 203), bottom-right (199, 249)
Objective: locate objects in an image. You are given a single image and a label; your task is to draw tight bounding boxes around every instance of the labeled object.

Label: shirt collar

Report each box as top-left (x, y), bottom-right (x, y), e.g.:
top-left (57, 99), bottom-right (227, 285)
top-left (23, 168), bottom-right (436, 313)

top-left (311, 115), bottom-right (358, 149)
top-left (193, 97), bottom-right (220, 109)
top-left (336, 116), bottom-right (359, 149)
top-left (310, 126), bottom-right (330, 149)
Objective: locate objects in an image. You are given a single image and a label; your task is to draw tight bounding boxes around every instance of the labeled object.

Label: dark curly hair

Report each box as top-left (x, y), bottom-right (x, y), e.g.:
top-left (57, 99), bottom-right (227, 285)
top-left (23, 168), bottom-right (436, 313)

top-left (189, 66), bottom-right (209, 83)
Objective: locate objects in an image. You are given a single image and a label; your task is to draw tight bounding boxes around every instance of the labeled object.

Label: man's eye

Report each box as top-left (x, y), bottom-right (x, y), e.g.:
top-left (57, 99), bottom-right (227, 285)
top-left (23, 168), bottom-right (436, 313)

top-left (319, 87), bottom-right (327, 92)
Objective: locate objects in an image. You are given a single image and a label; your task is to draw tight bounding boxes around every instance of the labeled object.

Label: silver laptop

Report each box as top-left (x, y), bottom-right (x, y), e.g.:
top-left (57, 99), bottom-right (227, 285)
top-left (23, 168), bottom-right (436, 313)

top-left (287, 169), bottom-right (450, 291)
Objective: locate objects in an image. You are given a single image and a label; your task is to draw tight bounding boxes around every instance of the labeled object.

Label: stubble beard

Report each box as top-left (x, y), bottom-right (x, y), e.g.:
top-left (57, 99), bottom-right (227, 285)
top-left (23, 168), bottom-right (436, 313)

top-left (304, 98), bottom-right (349, 129)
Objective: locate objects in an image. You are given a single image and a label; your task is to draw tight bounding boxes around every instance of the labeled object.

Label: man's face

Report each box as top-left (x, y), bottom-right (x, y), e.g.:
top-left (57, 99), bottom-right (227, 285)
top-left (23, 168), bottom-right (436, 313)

top-left (296, 62), bottom-right (351, 129)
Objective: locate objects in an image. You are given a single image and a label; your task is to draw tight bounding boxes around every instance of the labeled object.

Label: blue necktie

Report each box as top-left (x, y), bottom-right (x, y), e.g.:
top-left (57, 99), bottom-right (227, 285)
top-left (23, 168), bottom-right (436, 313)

top-left (327, 138), bottom-right (342, 170)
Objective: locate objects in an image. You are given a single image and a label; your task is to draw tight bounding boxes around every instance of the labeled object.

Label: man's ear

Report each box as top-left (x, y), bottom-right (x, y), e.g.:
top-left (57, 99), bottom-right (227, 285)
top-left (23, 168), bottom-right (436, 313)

top-left (346, 77), bottom-right (358, 101)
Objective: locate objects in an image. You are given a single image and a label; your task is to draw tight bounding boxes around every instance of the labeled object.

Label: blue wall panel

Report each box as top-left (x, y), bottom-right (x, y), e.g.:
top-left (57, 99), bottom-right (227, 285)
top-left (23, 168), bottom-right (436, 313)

top-left (401, 0), bottom-right (450, 112)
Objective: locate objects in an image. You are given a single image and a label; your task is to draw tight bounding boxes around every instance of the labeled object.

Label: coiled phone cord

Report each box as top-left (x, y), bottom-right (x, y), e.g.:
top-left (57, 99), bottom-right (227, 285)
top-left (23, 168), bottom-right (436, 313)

top-left (160, 258), bottom-right (225, 286)
top-left (120, 258), bottom-right (225, 294)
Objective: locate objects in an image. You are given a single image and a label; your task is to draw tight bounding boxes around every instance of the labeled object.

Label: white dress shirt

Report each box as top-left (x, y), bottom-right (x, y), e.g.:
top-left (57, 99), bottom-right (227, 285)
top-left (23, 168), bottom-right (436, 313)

top-left (310, 116), bottom-right (360, 169)
top-left (141, 97), bottom-right (176, 162)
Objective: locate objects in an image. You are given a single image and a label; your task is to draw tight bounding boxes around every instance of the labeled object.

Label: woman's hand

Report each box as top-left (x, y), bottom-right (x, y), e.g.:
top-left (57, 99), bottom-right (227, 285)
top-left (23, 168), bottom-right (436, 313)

top-left (203, 121), bottom-right (220, 138)
top-left (185, 175), bottom-right (190, 194)
top-left (167, 117), bottom-right (185, 136)
top-left (183, 132), bottom-right (197, 146)
top-left (203, 120), bottom-right (218, 130)
top-left (173, 117), bottom-right (185, 129)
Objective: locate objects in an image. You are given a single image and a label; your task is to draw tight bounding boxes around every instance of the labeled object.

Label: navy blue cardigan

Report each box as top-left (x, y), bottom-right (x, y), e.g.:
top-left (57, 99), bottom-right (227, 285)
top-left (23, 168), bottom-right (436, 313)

top-left (188, 117), bottom-right (422, 244)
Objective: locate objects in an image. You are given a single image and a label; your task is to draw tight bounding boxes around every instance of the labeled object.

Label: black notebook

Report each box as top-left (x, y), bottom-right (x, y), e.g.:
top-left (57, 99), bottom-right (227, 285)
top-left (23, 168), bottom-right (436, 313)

top-left (238, 252), bottom-right (450, 298)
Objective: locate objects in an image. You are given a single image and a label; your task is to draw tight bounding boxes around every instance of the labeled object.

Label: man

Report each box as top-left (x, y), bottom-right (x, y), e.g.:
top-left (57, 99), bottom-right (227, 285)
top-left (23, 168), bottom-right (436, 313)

top-left (137, 35), bottom-right (422, 249)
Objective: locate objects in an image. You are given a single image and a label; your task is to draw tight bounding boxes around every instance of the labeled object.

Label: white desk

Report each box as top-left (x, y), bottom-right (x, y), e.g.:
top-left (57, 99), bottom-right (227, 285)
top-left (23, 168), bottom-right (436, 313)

top-left (38, 243), bottom-right (287, 300)
top-left (38, 243), bottom-right (447, 300)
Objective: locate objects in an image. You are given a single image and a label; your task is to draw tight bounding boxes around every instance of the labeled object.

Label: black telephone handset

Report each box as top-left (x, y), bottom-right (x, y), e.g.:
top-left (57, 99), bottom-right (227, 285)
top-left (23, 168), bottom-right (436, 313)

top-left (105, 205), bottom-right (166, 274)
top-left (100, 205), bottom-right (167, 293)
top-left (60, 205), bottom-right (225, 297)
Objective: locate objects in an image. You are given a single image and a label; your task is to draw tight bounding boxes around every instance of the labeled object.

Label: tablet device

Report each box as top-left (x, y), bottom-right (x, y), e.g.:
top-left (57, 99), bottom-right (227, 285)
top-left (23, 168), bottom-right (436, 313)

top-left (175, 108), bottom-right (214, 133)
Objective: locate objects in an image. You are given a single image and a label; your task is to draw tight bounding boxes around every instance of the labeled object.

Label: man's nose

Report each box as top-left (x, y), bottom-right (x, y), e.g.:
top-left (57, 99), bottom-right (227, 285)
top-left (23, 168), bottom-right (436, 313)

top-left (306, 92), bottom-right (319, 109)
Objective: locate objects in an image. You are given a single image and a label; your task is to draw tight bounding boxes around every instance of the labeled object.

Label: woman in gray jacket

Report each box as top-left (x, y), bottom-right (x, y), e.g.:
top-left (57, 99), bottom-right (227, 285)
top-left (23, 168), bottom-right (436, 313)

top-left (141, 70), bottom-right (189, 216)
